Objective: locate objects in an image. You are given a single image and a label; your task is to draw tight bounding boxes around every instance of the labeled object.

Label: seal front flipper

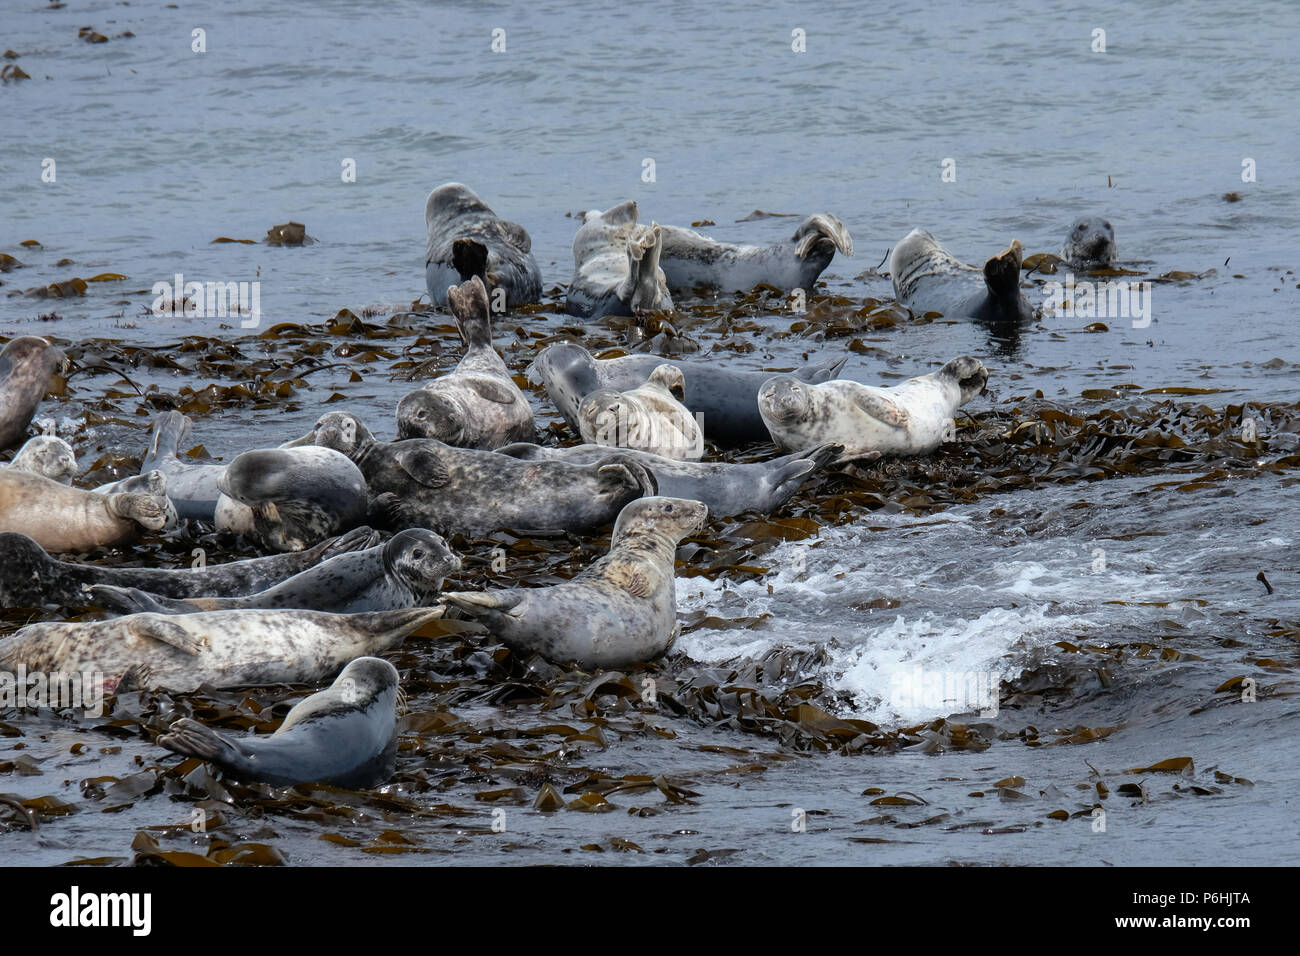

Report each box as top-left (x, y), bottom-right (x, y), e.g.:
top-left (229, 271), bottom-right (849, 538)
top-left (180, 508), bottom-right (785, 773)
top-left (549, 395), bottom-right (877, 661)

top-left (466, 378), bottom-right (521, 405)
top-left (391, 445), bottom-right (451, 488)
top-left (596, 455), bottom-right (658, 498)
top-left (851, 391), bottom-right (910, 429)
top-left (107, 492), bottom-right (168, 531)
top-left (127, 615), bottom-right (207, 655)
top-left (158, 717), bottom-right (249, 773)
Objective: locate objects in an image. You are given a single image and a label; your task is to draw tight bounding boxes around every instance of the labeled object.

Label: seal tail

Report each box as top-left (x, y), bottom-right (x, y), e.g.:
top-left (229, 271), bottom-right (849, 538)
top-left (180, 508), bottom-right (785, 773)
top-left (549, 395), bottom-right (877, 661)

top-left (347, 606), bottom-right (447, 644)
top-left (447, 275), bottom-right (493, 349)
top-left (596, 455), bottom-right (659, 498)
top-left (142, 411), bottom-right (192, 470)
top-left (441, 590), bottom-right (521, 616)
top-left (627, 223), bottom-right (666, 312)
top-left (793, 214), bottom-right (854, 258)
top-left (983, 239), bottom-right (1024, 299)
top-left (158, 717), bottom-right (247, 771)
top-left (451, 237), bottom-right (489, 285)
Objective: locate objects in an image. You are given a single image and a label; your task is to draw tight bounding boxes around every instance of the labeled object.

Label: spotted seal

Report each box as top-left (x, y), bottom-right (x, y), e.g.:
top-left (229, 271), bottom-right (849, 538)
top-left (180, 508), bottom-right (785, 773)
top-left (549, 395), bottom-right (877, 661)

top-left (396, 276), bottom-right (534, 449)
top-left (441, 496), bottom-right (707, 669)
top-left (0, 469), bottom-right (167, 553)
top-left (758, 356), bottom-right (988, 461)
top-left (157, 657), bottom-right (401, 789)
top-left (6, 435), bottom-right (77, 483)
top-left (890, 229), bottom-right (1032, 323)
top-left (424, 182), bottom-right (542, 310)
top-left (658, 214), bottom-right (853, 292)
top-left (1060, 216), bottom-right (1117, 270)
top-left (0, 336), bottom-right (68, 451)
top-left (564, 201), bottom-right (674, 318)
top-left (576, 364), bottom-right (703, 460)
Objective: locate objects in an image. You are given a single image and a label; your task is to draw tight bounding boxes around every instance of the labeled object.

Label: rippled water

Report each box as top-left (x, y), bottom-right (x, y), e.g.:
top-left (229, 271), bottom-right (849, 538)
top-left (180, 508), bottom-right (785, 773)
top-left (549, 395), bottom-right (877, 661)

top-left (2, 0), bottom-right (1298, 866)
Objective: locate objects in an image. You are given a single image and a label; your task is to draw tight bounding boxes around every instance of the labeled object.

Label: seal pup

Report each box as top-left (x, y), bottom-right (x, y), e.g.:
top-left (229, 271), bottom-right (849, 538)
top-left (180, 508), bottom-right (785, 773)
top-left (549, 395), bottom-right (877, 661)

top-left (0, 606), bottom-right (445, 693)
top-left (1060, 216), bottom-right (1117, 270)
top-left (576, 364), bottom-right (704, 460)
top-left (441, 496), bottom-right (707, 669)
top-left (157, 657), bottom-right (401, 789)
top-left (0, 527), bottom-right (379, 608)
top-left (530, 341), bottom-right (848, 443)
top-left (758, 356), bottom-right (988, 461)
top-left (214, 446), bottom-right (369, 552)
top-left (6, 435), bottom-right (77, 483)
top-left (91, 529), bottom-right (458, 615)
top-left (0, 336), bottom-right (68, 451)
top-left (564, 201), bottom-right (674, 318)
top-left (396, 276), bottom-right (535, 449)
top-left (658, 214), bottom-right (853, 292)
top-left (291, 410), bottom-right (656, 537)
top-left (497, 441), bottom-right (842, 518)
top-left (423, 182), bottom-right (542, 310)
top-left (890, 229), bottom-right (1033, 323)
top-left (0, 469), bottom-right (167, 553)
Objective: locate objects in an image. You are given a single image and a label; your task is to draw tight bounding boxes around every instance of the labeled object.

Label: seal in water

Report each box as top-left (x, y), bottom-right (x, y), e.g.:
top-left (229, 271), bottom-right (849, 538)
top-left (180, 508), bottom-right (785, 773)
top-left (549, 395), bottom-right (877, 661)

top-left (1060, 216), bottom-right (1117, 270)
top-left (576, 364), bottom-right (704, 460)
top-left (157, 657), bottom-right (401, 789)
top-left (0, 606), bottom-right (444, 693)
top-left (564, 201), bottom-right (674, 318)
top-left (92, 528), bottom-right (458, 615)
top-left (290, 410), bottom-right (656, 537)
top-left (0, 337), bottom-right (68, 451)
top-left (0, 527), bottom-right (379, 608)
top-left (496, 440), bottom-right (841, 518)
top-left (0, 469), bottom-right (167, 553)
top-left (890, 229), bottom-right (1033, 323)
top-left (758, 356), bottom-right (988, 461)
top-left (214, 446), bottom-right (369, 552)
top-left (441, 496), bottom-right (708, 669)
top-left (530, 341), bottom-right (848, 443)
top-left (423, 182), bottom-right (542, 310)
top-left (6, 435), bottom-right (77, 483)
top-left (657, 214), bottom-right (853, 293)
top-left (396, 276), bottom-right (535, 449)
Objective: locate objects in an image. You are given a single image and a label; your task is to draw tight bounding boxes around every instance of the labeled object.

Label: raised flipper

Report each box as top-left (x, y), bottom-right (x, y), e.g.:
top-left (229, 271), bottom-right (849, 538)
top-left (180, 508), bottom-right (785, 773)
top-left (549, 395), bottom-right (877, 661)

top-left (850, 390), bottom-right (910, 429)
top-left (451, 237), bottom-right (489, 285)
top-left (802, 355), bottom-right (849, 383)
top-left (441, 590), bottom-right (524, 617)
top-left (628, 223), bottom-right (666, 312)
top-left (983, 239), bottom-right (1024, 297)
top-left (158, 718), bottom-right (247, 770)
top-left (447, 276), bottom-right (493, 348)
top-left (141, 411), bottom-right (192, 471)
top-left (125, 615), bottom-right (207, 655)
top-left (793, 213), bottom-right (854, 258)
top-left (107, 492), bottom-right (168, 531)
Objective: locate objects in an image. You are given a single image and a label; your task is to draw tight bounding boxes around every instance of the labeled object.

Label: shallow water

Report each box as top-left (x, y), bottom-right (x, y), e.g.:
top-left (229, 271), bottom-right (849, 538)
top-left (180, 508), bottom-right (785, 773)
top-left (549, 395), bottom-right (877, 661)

top-left (2, 0), bottom-right (1298, 866)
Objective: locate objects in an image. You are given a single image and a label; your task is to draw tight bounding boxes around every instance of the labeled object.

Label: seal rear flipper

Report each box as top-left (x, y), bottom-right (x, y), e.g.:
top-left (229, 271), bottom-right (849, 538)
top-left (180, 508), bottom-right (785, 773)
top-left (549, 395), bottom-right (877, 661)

top-left (801, 355), bottom-right (849, 383)
top-left (793, 213), bottom-right (854, 258)
top-left (90, 584), bottom-right (188, 616)
top-left (142, 410), bottom-right (192, 470)
top-left (771, 442), bottom-right (844, 492)
top-left (983, 239), bottom-right (1024, 298)
top-left (451, 237), bottom-right (489, 285)
top-left (126, 616), bottom-right (207, 655)
top-left (107, 491), bottom-right (168, 531)
top-left (158, 717), bottom-right (248, 772)
top-left (851, 391), bottom-right (910, 429)
top-left (447, 275), bottom-right (493, 349)
top-left (627, 224), bottom-right (668, 313)
top-left (441, 590), bottom-right (523, 617)
top-left (315, 525), bottom-right (382, 560)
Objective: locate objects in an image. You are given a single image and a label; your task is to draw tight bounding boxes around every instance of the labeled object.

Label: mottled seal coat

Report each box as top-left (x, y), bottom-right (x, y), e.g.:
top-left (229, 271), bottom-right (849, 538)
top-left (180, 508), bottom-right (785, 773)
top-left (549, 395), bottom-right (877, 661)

top-left (294, 410), bottom-right (656, 537)
top-left (496, 441), bottom-right (841, 517)
top-left (7, 435), bottom-right (77, 483)
top-left (0, 469), bottom-right (167, 553)
top-left (758, 356), bottom-right (988, 461)
top-left (530, 341), bottom-right (848, 444)
top-left (214, 446), bottom-right (369, 552)
top-left (441, 496), bottom-right (707, 669)
top-left (890, 229), bottom-right (1033, 323)
top-left (92, 529), bottom-right (458, 616)
top-left (0, 337), bottom-right (67, 451)
top-left (564, 201), bottom-right (674, 318)
top-left (396, 276), bottom-right (535, 449)
top-left (576, 364), bottom-right (704, 460)
top-left (0, 527), bottom-right (378, 608)
top-left (658, 214), bottom-right (854, 292)
top-left (1060, 216), bottom-right (1117, 269)
top-left (0, 606), bottom-right (444, 693)
top-left (158, 657), bottom-right (400, 789)
top-left (424, 182), bottom-right (542, 310)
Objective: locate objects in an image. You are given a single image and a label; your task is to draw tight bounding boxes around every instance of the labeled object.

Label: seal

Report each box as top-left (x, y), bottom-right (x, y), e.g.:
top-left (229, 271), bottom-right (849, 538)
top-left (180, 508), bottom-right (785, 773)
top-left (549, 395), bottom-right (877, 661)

top-left (657, 214), bottom-right (853, 292)
top-left (0, 336), bottom-right (68, 451)
top-left (576, 364), bottom-right (703, 460)
top-left (889, 229), bottom-right (1033, 323)
top-left (424, 182), bottom-right (542, 310)
top-left (530, 341), bottom-right (848, 443)
top-left (104, 470), bottom-right (180, 530)
top-left (126, 411), bottom-right (226, 522)
top-left (6, 435), bottom-right (77, 483)
top-left (214, 445), bottom-right (369, 552)
top-left (92, 528), bottom-right (458, 615)
top-left (291, 410), bottom-right (657, 537)
top-left (441, 496), bottom-right (708, 669)
top-left (496, 440), bottom-right (842, 517)
top-left (1060, 216), bottom-right (1117, 269)
top-left (0, 605), bottom-right (445, 693)
top-left (157, 657), bottom-right (401, 789)
top-left (396, 276), bottom-right (535, 449)
top-left (758, 356), bottom-right (988, 461)
top-left (564, 201), bottom-right (674, 318)
top-left (0, 526), bottom-right (379, 608)
top-left (0, 469), bottom-right (168, 553)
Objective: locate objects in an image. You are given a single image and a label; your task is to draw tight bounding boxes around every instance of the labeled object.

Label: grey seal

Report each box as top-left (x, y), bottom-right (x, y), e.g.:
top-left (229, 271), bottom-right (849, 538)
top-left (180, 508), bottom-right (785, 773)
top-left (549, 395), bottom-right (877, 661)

top-left (1060, 216), bottom-right (1117, 270)
top-left (128, 410), bottom-right (226, 522)
top-left (530, 341), bottom-right (848, 443)
top-left (7, 435), bottom-right (77, 483)
top-left (658, 214), bottom-right (853, 292)
top-left (158, 657), bottom-right (401, 789)
top-left (423, 182), bottom-right (542, 310)
top-left (758, 356), bottom-right (988, 461)
top-left (0, 469), bottom-right (167, 553)
top-left (564, 201), bottom-right (674, 318)
top-left (441, 496), bottom-right (707, 669)
top-left (576, 364), bottom-right (703, 460)
top-left (396, 276), bottom-right (535, 449)
top-left (890, 229), bottom-right (1033, 323)
top-left (0, 336), bottom-right (68, 451)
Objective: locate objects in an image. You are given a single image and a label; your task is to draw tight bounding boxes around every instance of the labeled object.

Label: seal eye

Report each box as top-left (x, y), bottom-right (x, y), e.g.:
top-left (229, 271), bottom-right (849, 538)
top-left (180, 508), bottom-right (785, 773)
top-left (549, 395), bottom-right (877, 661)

top-left (416, 409), bottom-right (428, 420)
top-left (1076, 224), bottom-right (1086, 233)
top-left (413, 549), bottom-right (425, 559)
top-left (1103, 221), bottom-right (1111, 230)
top-left (664, 503), bottom-right (674, 513)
